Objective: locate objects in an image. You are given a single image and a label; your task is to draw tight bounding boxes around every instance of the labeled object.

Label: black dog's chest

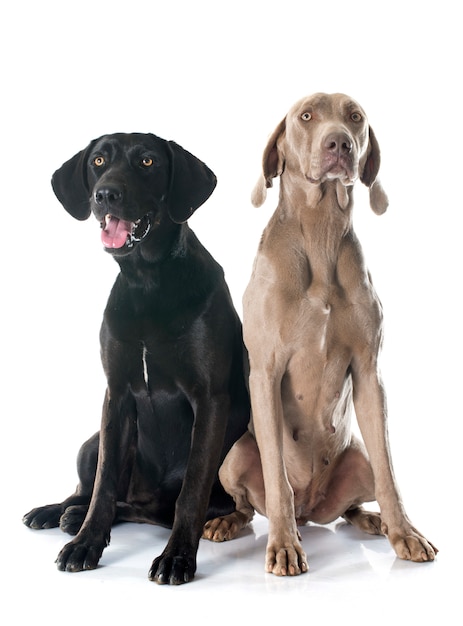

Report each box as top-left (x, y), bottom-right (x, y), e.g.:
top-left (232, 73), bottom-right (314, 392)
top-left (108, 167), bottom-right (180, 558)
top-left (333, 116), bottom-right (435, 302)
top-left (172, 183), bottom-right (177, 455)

top-left (104, 284), bottom-right (190, 340)
top-left (102, 288), bottom-right (200, 394)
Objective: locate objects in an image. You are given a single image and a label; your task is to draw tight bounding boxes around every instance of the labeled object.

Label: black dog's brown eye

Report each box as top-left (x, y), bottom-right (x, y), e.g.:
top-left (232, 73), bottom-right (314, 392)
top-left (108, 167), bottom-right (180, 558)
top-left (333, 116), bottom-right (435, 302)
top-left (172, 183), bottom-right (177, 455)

top-left (351, 112), bottom-right (362, 122)
top-left (142, 157), bottom-right (153, 167)
top-left (94, 156), bottom-right (105, 167)
top-left (301, 112), bottom-right (312, 121)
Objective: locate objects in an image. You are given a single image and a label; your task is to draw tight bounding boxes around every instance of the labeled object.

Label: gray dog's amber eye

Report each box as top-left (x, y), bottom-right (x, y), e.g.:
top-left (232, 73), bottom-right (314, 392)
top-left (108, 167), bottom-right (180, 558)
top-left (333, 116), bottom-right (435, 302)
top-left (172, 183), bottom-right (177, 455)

top-left (301, 112), bottom-right (312, 121)
top-left (94, 156), bottom-right (105, 166)
top-left (351, 112), bottom-right (362, 122)
top-left (142, 157), bottom-right (154, 167)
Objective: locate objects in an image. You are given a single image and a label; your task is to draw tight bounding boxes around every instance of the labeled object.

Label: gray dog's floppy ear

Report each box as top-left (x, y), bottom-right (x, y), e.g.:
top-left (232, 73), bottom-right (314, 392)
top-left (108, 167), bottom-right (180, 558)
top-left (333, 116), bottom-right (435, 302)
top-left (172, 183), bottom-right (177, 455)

top-left (360, 126), bottom-right (389, 215)
top-left (251, 118), bottom-right (286, 207)
top-left (166, 141), bottom-right (217, 223)
top-left (51, 144), bottom-right (94, 220)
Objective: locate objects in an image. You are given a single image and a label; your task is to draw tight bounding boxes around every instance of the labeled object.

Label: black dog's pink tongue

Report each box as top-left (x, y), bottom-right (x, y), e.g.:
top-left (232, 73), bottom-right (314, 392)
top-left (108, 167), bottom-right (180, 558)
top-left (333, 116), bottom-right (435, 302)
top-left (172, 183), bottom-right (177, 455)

top-left (101, 216), bottom-right (132, 249)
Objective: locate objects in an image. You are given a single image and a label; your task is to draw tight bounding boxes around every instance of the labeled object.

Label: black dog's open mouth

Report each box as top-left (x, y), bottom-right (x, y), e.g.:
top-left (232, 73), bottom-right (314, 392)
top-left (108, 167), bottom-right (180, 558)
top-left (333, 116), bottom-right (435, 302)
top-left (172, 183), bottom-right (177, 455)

top-left (100, 214), bottom-right (151, 250)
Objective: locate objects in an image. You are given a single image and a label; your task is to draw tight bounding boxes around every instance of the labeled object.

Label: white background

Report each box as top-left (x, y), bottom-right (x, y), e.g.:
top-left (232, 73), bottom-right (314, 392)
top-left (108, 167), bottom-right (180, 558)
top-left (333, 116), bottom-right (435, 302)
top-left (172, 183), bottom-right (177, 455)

top-left (1, 1), bottom-right (459, 622)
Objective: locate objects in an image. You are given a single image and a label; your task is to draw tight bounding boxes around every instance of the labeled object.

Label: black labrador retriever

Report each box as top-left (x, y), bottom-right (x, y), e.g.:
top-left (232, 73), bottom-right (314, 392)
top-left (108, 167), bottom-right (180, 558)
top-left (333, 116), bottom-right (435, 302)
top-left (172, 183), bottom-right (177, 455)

top-left (23, 133), bottom-right (250, 585)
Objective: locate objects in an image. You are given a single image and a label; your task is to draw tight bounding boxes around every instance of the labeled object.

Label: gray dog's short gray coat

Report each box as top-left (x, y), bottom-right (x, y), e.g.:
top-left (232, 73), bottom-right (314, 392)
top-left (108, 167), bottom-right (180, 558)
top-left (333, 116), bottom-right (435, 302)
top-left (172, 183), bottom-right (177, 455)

top-left (204, 93), bottom-right (437, 575)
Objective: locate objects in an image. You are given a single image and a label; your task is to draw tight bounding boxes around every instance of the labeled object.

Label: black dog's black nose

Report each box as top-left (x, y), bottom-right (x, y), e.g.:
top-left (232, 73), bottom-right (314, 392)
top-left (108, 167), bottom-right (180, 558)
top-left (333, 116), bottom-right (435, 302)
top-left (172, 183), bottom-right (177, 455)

top-left (324, 133), bottom-right (352, 155)
top-left (94, 186), bottom-right (123, 207)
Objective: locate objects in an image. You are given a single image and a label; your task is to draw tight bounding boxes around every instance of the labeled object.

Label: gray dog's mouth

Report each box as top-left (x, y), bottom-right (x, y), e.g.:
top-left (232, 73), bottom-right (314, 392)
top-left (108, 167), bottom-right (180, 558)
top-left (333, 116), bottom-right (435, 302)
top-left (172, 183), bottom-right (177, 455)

top-left (321, 153), bottom-right (356, 184)
top-left (100, 213), bottom-right (152, 249)
top-left (308, 150), bottom-right (356, 185)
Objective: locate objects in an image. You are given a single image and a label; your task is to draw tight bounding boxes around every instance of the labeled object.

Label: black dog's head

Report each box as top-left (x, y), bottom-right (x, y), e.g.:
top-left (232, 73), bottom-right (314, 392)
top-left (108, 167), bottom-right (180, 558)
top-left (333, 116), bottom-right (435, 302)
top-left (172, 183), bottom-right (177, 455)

top-left (51, 133), bottom-right (217, 257)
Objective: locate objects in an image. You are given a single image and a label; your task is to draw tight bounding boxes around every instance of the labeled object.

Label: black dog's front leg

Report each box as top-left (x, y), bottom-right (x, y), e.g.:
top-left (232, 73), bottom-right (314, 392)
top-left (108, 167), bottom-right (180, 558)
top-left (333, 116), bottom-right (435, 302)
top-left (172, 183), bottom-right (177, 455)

top-left (56, 389), bottom-right (135, 572)
top-left (149, 395), bottom-right (229, 585)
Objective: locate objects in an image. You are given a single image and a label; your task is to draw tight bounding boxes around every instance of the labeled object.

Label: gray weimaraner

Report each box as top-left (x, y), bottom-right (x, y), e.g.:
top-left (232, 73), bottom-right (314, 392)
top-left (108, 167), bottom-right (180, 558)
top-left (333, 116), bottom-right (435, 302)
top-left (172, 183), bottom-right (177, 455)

top-left (203, 93), bottom-right (437, 575)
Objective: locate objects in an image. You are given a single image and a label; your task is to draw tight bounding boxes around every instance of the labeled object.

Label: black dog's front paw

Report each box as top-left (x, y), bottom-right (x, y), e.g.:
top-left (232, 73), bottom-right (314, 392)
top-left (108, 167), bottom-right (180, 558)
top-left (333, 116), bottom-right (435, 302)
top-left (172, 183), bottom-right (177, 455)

top-left (23, 504), bottom-right (62, 530)
top-left (56, 537), bottom-right (106, 572)
top-left (149, 551), bottom-right (196, 585)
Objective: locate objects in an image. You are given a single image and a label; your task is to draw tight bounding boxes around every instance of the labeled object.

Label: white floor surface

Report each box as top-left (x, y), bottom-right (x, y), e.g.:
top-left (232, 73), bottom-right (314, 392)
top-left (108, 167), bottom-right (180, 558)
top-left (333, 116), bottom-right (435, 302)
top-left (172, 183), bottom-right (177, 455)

top-left (6, 503), bottom-right (453, 625)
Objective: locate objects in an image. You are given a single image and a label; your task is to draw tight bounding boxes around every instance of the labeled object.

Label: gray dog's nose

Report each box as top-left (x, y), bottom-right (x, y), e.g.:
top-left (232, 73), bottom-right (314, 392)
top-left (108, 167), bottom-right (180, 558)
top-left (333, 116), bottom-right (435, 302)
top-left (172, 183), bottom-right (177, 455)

top-left (324, 133), bottom-right (352, 155)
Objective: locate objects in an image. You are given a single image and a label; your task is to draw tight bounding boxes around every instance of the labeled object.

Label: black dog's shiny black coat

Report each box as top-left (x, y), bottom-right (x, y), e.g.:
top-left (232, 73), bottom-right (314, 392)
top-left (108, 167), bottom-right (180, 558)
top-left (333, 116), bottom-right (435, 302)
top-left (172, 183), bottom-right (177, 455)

top-left (23, 133), bottom-right (250, 584)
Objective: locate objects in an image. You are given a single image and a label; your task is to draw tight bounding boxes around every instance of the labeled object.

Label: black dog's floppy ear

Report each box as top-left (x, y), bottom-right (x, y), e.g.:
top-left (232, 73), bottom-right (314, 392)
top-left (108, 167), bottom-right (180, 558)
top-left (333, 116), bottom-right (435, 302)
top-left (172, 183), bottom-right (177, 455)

top-left (51, 143), bottom-right (95, 220)
top-left (166, 141), bottom-right (217, 223)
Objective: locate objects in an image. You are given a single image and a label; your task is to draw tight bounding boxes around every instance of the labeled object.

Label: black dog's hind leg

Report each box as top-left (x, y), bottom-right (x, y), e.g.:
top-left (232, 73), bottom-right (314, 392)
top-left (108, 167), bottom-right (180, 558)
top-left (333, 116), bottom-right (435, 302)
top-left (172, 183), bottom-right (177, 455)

top-left (23, 432), bottom-right (99, 533)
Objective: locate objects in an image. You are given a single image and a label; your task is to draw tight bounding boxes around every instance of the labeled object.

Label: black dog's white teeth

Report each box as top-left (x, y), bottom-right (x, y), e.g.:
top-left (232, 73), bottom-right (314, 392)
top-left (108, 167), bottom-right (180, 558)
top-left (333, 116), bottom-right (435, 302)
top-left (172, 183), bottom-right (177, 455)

top-left (99, 213), bottom-right (151, 249)
top-left (100, 214), bottom-right (112, 229)
top-left (130, 215), bottom-right (151, 243)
